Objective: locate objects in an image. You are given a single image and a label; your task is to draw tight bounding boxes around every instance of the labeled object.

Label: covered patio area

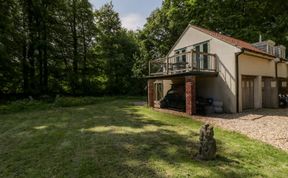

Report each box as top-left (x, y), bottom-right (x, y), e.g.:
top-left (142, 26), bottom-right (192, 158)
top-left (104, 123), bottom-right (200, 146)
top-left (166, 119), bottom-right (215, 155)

top-left (147, 73), bottom-right (220, 115)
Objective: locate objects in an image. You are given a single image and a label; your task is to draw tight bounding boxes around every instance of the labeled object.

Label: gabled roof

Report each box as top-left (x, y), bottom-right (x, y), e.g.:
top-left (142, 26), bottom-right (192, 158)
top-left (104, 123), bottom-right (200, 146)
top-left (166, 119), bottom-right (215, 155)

top-left (190, 25), bottom-right (264, 51)
top-left (169, 24), bottom-right (275, 58)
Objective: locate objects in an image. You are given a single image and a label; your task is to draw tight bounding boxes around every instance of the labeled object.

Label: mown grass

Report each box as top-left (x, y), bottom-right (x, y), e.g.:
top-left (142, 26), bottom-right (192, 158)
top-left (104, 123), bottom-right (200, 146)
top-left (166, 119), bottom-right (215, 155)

top-left (0, 97), bottom-right (287, 178)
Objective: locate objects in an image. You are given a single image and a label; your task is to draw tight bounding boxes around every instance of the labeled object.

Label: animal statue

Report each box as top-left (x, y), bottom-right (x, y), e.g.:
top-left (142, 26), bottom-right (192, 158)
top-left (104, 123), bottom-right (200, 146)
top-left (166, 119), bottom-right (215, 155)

top-left (196, 123), bottom-right (217, 160)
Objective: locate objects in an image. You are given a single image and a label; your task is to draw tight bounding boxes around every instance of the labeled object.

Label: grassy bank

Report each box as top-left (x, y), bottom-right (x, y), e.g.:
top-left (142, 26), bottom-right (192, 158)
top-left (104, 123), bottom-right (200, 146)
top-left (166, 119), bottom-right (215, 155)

top-left (0, 97), bottom-right (287, 177)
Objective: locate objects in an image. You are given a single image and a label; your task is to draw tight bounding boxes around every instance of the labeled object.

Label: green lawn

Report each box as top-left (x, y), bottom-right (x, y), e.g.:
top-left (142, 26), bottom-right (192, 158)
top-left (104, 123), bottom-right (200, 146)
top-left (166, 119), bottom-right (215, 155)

top-left (0, 97), bottom-right (287, 178)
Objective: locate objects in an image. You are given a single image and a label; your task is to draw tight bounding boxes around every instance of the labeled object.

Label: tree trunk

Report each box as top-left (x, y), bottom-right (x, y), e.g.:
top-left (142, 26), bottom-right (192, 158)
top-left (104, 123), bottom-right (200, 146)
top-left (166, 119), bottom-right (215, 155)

top-left (72, 0), bottom-right (78, 93)
top-left (81, 20), bottom-right (87, 82)
top-left (27, 0), bottom-right (35, 94)
top-left (22, 38), bottom-right (29, 94)
top-left (43, 18), bottom-right (48, 93)
top-left (37, 18), bottom-right (43, 92)
top-left (22, 12), bottom-right (29, 94)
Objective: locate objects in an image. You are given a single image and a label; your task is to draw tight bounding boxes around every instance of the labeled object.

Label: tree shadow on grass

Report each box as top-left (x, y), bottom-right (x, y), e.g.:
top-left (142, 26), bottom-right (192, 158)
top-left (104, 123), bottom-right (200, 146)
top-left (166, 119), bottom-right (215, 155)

top-left (0, 101), bottom-right (275, 177)
top-left (78, 127), bottom-right (262, 178)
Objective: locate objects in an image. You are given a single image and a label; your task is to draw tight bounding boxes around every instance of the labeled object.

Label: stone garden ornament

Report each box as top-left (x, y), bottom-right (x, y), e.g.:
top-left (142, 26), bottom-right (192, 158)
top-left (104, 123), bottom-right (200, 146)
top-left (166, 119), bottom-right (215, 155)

top-left (195, 123), bottom-right (217, 160)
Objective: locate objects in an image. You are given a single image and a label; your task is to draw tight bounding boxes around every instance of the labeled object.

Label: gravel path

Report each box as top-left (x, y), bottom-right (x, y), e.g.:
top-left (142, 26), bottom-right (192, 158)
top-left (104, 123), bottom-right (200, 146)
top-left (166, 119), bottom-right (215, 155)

top-left (154, 108), bottom-right (288, 151)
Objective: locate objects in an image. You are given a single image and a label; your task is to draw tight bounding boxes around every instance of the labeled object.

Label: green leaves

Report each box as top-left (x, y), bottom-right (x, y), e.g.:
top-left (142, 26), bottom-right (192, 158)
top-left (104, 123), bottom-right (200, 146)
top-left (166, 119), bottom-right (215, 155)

top-left (1, 0), bottom-right (287, 96)
top-left (136, 0), bottom-right (288, 79)
top-left (93, 3), bottom-right (141, 95)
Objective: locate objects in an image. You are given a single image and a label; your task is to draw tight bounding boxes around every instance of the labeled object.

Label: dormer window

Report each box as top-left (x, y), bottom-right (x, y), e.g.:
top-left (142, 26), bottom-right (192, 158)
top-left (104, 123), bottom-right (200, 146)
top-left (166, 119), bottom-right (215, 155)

top-left (275, 46), bottom-right (286, 59)
top-left (268, 45), bottom-right (274, 55)
top-left (266, 40), bottom-right (276, 55)
top-left (281, 49), bottom-right (286, 59)
top-left (252, 40), bottom-right (285, 57)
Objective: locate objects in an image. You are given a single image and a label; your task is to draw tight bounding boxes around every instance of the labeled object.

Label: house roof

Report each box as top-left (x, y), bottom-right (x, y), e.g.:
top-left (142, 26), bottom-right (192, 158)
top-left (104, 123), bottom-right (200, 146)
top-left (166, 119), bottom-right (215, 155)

top-left (190, 25), bottom-right (275, 58)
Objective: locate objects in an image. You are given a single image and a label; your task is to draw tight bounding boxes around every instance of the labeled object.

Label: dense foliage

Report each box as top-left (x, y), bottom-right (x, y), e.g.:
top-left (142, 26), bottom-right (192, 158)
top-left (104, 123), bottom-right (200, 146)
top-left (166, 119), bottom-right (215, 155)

top-left (136, 0), bottom-right (288, 77)
top-left (1, 0), bottom-right (287, 96)
top-left (0, 1), bottom-right (141, 96)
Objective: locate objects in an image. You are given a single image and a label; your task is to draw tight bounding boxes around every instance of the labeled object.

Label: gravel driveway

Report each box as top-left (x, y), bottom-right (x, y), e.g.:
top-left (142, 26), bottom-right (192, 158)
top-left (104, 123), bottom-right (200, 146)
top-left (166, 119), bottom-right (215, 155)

top-left (154, 108), bottom-right (288, 151)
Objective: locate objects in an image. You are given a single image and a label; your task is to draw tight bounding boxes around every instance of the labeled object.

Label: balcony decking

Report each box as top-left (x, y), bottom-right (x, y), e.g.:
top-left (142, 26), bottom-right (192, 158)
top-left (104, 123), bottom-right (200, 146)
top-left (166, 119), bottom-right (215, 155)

top-left (148, 50), bottom-right (218, 78)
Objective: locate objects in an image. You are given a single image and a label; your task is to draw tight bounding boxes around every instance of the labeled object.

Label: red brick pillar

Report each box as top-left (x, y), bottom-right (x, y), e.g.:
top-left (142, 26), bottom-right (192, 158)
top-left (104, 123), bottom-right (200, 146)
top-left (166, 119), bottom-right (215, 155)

top-left (185, 76), bottom-right (196, 115)
top-left (147, 79), bottom-right (155, 107)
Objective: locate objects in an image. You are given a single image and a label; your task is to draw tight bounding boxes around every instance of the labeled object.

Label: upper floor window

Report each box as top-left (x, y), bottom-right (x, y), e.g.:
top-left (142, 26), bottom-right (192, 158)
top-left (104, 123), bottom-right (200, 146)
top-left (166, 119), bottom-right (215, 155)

top-left (194, 42), bottom-right (209, 69)
top-left (282, 49), bottom-right (286, 59)
top-left (175, 48), bottom-right (186, 63)
top-left (275, 46), bottom-right (286, 59)
top-left (279, 48), bottom-right (286, 59)
top-left (268, 45), bottom-right (274, 55)
top-left (194, 42), bottom-right (209, 53)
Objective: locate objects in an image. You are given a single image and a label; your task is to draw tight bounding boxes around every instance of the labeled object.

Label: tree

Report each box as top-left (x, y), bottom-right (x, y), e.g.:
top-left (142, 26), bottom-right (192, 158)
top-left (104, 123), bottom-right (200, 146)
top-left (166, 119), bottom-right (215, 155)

top-left (2, 0), bottom-right (286, 97)
top-left (0, 0), bottom-right (22, 94)
top-left (94, 2), bottom-right (140, 94)
top-left (0, 0), bottom-right (98, 95)
top-left (135, 0), bottom-right (288, 78)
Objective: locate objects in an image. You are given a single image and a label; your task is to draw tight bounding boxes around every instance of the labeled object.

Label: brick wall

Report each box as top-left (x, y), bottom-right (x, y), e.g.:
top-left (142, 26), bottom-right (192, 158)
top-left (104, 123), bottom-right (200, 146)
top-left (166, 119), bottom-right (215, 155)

top-left (185, 76), bottom-right (196, 115)
top-left (147, 79), bottom-right (154, 107)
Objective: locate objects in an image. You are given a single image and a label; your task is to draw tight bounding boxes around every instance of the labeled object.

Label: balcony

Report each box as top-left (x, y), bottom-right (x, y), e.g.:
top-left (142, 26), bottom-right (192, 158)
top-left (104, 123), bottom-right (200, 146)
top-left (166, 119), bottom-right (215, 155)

top-left (148, 50), bottom-right (218, 77)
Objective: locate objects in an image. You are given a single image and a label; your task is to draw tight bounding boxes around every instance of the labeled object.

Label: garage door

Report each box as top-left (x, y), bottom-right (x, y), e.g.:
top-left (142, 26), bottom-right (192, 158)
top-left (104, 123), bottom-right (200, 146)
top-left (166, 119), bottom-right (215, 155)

top-left (242, 77), bottom-right (254, 110)
top-left (262, 78), bottom-right (278, 108)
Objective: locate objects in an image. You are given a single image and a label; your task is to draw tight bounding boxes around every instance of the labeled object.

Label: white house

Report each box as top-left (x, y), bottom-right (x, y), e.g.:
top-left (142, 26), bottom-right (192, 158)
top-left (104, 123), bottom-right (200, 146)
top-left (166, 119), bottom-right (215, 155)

top-left (147, 24), bottom-right (288, 114)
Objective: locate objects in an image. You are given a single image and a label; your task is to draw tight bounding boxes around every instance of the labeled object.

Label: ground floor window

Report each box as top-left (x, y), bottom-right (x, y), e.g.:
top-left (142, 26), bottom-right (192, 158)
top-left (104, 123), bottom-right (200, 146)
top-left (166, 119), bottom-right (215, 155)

top-left (154, 82), bottom-right (163, 101)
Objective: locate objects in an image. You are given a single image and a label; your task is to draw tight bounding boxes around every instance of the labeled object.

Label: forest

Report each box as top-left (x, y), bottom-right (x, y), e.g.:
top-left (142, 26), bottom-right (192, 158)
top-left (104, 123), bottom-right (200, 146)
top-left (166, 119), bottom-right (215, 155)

top-left (0, 0), bottom-right (287, 98)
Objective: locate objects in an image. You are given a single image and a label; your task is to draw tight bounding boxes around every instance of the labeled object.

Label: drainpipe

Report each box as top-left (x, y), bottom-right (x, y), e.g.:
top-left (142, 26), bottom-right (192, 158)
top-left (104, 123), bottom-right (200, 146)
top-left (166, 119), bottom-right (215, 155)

top-left (275, 58), bottom-right (281, 89)
top-left (235, 49), bottom-right (244, 113)
top-left (275, 58), bottom-right (281, 106)
top-left (275, 58), bottom-right (280, 79)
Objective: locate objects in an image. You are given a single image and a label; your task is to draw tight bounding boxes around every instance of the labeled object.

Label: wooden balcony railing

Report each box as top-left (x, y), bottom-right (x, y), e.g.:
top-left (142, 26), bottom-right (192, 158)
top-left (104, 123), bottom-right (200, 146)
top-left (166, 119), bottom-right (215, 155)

top-left (149, 50), bottom-right (218, 76)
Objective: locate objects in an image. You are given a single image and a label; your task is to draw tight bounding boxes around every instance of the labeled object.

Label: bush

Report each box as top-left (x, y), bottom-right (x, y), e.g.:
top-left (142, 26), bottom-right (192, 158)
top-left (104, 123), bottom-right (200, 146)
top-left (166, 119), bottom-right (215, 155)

top-left (0, 99), bottom-right (51, 114)
top-left (0, 96), bottom-right (136, 114)
top-left (53, 96), bottom-right (104, 107)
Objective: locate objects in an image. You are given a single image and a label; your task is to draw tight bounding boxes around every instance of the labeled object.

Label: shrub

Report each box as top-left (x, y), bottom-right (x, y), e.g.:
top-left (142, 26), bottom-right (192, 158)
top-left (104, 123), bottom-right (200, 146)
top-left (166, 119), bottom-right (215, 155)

top-left (53, 96), bottom-right (102, 107)
top-left (0, 99), bottom-right (50, 114)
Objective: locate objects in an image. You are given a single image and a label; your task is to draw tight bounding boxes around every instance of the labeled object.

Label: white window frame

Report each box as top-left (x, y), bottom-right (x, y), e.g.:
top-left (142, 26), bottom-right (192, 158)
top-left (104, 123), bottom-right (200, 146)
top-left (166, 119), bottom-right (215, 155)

top-left (193, 41), bottom-right (210, 69)
top-left (174, 48), bottom-right (187, 63)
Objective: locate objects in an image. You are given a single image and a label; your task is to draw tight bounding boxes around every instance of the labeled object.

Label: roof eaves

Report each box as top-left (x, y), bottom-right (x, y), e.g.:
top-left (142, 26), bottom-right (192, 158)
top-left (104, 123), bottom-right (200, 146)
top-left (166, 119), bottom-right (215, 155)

top-left (242, 48), bottom-right (276, 58)
top-left (190, 25), bottom-right (242, 50)
top-left (190, 25), bottom-right (277, 58)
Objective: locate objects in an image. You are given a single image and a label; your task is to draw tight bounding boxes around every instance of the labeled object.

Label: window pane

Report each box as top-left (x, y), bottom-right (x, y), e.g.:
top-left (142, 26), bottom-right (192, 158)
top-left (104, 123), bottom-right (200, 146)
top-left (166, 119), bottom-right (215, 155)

top-left (195, 46), bottom-right (200, 69)
top-left (203, 43), bottom-right (208, 53)
top-left (175, 51), bottom-right (180, 62)
top-left (182, 54), bottom-right (186, 62)
top-left (271, 81), bottom-right (276, 88)
top-left (203, 43), bottom-right (208, 69)
top-left (181, 49), bottom-right (186, 62)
